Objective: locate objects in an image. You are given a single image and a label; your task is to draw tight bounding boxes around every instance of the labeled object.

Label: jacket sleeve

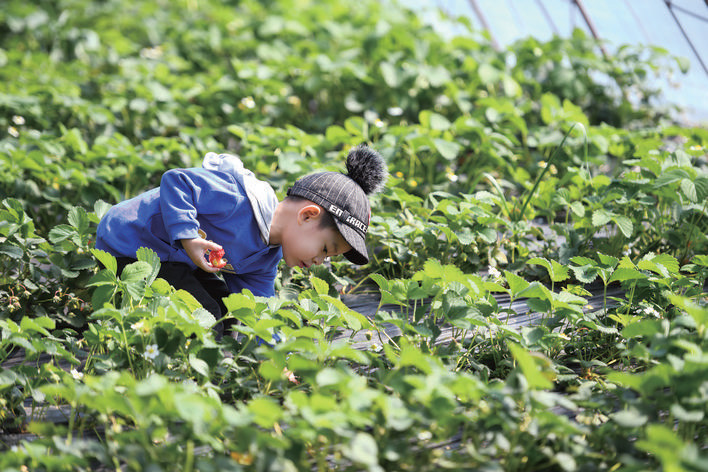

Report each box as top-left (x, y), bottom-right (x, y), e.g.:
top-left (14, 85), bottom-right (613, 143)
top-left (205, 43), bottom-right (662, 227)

top-left (159, 169), bottom-right (203, 246)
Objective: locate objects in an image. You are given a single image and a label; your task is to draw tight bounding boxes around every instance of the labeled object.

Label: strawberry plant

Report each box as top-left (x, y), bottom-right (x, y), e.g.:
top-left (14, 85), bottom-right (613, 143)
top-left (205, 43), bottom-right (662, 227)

top-left (2, 0), bottom-right (708, 470)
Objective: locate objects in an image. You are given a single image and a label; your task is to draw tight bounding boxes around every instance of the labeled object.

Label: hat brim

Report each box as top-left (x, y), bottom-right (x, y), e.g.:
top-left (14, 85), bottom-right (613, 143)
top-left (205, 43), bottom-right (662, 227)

top-left (334, 220), bottom-right (369, 265)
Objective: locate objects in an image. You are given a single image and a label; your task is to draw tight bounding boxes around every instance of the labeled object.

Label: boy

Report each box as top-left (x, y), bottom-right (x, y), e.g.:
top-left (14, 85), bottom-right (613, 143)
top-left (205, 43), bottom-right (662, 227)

top-left (95, 145), bottom-right (387, 335)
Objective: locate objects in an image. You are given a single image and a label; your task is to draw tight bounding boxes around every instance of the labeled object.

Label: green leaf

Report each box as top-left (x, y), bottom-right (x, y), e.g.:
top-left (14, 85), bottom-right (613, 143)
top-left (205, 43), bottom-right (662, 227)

top-left (569, 264), bottom-right (599, 284)
top-left (136, 247), bottom-right (161, 286)
top-left (554, 189), bottom-right (570, 206)
top-left (87, 269), bottom-right (118, 287)
top-left (570, 256), bottom-right (596, 266)
top-left (555, 290), bottom-right (587, 305)
top-left (680, 179), bottom-right (697, 202)
top-left (248, 396), bottom-right (282, 428)
top-left (325, 125), bottom-right (350, 143)
top-left (485, 107), bottom-right (499, 123)
top-left (378, 289), bottom-right (406, 307)
top-left (636, 259), bottom-right (661, 277)
top-left (344, 116), bottom-right (366, 136)
top-left (521, 326), bottom-right (546, 346)
top-left (0, 369), bottom-right (18, 387)
top-left (68, 206), bottom-right (90, 233)
top-left (608, 268), bottom-right (647, 283)
top-left (91, 249), bottom-right (117, 274)
top-left (502, 75), bottom-right (521, 97)
top-left (423, 64), bottom-right (451, 87)
top-left (227, 124), bottom-right (247, 139)
top-left (550, 260), bottom-right (569, 282)
top-left (398, 342), bottom-right (432, 373)
top-left (654, 168), bottom-right (691, 187)
top-left (607, 371), bottom-right (642, 390)
top-left (135, 374), bottom-right (167, 396)
top-left (20, 316), bottom-right (55, 335)
top-left (433, 138), bottom-right (461, 160)
top-left (527, 257), bottom-right (551, 273)
top-left (63, 128), bottom-right (88, 154)
top-left (423, 111), bottom-right (451, 131)
top-left (528, 257), bottom-right (568, 282)
top-left (504, 270), bottom-right (530, 296)
top-left (422, 258), bottom-right (448, 280)
top-left (380, 61), bottom-right (403, 87)
top-left (670, 403), bottom-right (704, 422)
top-left (174, 290), bottom-right (204, 313)
top-left (93, 200), bottom-right (113, 221)
top-left (48, 224), bottom-right (75, 244)
top-left (322, 295), bottom-right (371, 330)
top-left (259, 361), bottom-right (283, 381)
top-left (569, 201), bottom-right (585, 217)
top-left (120, 261), bottom-right (152, 283)
top-left (611, 408), bottom-right (647, 428)
top-left (644, 424), bottom-right (687, 452)
top-left (693, 176), bottom-right (708, 201)
top-left (223, 291), bottom-right (256, 313)
top-left (422, 259), bottom-right (467, 286)
top-left (188, 354), bottom-right (210, 377)
top-left (192, 308), bottom-right (216, 330)
top-left (652, 253), bottom-right (679, 274)
top-left (310, 276), bottom-right (329, 296)
top-left (369, 273), bottom-right (390, 291)
top-left (669, 294), bottom-right (708, 331)
top-left (0, 242), bottom-right (23, 259)
top-left (508, 342), bottom-right (553, 389)
top-left (612, 215), bottom-right (633, 237)
top-left (621, 319), bottom-right (661, 338)
top-left (315, 367), bottom-right (344, 387)
top-left (345, 432), bottom-right (379, 466)
top-left (675, 55), bottom-right (690, 73)
top-left (478, 227), bottom-right (497, 244)
top-left (597, 253), bottom-right (619, 268)
top-left (124, 280), bottom-right (147, 301)
top-left (617, 256), bottom-right (636, 269)
top-left (10, 336), bottom-right (36, 354)
top-left (555, 452), bottom-right (577, 472)
top-left (278, 151), bottom-right (303, 174)
top-left (591, 209), bottom-right (612, 226)
top-left (91, 285), bottom-right (115, 308)
top-left (517, 282), bottom-right (552, 301)
top-left (478, 63), bottom-right (499, 85)
top-left (129, 98), bottom-right (149, 113)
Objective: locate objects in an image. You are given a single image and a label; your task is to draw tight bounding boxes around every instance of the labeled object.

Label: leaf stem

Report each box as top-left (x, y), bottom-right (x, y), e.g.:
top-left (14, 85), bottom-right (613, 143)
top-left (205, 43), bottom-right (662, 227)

top-left (517, 122), bottom-right (587, 221)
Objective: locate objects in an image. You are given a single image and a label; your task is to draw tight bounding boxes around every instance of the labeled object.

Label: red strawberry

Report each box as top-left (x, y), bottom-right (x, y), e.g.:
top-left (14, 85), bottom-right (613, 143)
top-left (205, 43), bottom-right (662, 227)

top-left (209, 248), bottom-right (227, 268)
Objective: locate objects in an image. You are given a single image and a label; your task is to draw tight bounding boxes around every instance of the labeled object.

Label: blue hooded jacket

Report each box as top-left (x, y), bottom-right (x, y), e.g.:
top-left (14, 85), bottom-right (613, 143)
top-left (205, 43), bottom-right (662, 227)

top-left (95, 153), bottom-right (283, 297)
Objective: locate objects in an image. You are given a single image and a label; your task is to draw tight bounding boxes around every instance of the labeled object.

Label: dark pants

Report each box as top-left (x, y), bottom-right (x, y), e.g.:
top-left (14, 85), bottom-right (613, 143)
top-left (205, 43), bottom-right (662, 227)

top-left (116, 258), bottom-right (232, 338)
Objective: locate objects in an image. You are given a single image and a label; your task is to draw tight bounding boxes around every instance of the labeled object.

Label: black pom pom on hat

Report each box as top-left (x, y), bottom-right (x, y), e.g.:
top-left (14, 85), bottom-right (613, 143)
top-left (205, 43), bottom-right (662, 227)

top-left (345, 144), bottom-right (388, 195)
top-left (286, 144), bottom-right (388, 265)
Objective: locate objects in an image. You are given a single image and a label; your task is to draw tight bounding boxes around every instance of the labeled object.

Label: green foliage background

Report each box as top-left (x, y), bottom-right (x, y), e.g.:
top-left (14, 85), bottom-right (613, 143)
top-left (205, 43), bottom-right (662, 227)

top-left (1, 0), bottom-right (707, 471)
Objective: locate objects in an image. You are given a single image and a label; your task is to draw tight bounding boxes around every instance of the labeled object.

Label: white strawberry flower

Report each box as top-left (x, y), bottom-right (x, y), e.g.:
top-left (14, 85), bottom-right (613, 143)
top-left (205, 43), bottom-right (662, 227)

top-left (131, 321), bottom-right (144, 330)
top-left (143, 344), bottom-right (159, 360)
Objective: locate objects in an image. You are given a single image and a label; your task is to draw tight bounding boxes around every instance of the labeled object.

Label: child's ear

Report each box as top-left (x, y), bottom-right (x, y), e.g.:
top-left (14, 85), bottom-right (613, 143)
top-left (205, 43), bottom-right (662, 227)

top-left (298, 204), bottom-right (322, 223)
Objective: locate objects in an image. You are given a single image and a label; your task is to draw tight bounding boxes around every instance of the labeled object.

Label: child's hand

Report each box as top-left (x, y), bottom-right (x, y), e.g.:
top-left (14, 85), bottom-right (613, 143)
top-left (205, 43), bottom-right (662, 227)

top-left (180, 237), bottom-right (223, 273)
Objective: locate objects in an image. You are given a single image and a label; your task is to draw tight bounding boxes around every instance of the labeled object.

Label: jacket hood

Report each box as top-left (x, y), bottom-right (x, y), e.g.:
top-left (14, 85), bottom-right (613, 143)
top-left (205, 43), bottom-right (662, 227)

top-left (202, 152), bottom-right (278, 246)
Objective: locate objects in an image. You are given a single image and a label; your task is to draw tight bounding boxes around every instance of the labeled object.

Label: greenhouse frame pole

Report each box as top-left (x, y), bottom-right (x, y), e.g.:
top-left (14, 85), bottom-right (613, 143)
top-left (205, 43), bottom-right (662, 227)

top-left (573, 0), bottom-right (609, 58)
top-left (664, 0), bottom-right (708, 77)
top-left (535, 0), bottom-right (559, 35)
top-left (466, 0), bottom-right (500, 50)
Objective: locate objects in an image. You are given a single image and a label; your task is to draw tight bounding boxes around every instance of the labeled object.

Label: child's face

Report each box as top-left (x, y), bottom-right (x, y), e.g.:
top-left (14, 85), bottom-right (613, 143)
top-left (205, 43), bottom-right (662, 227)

top-left (280, 206), bottom-right (351, 269)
